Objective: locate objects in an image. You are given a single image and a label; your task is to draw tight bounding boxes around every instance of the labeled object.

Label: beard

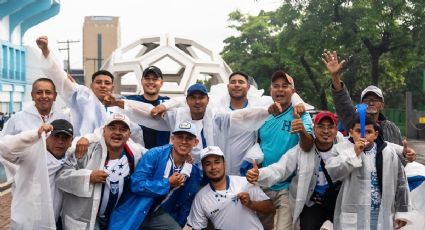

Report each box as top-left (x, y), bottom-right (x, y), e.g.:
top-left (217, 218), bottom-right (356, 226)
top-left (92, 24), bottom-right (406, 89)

top-left (366, 110), bottom-right (379, 117)
top-left (206, 173), bottom-right (225, 182)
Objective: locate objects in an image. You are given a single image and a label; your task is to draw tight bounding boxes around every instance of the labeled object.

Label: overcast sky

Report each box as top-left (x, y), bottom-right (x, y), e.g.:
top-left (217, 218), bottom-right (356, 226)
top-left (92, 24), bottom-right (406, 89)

top-left (23, 0), bottom-right (281, 69)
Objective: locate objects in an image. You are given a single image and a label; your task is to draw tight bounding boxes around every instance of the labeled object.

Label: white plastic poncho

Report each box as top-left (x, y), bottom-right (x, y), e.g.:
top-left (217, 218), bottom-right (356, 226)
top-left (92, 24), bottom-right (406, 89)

top-left (123, 99), bottom-right (269, 166)
top-left (56, 130), bottom-right (144, 230)
top-left (403, 161), bottom-right (425, 229)
top-left (326, 140), bottom-right (411, 230)
top-left (0, 103), bottom-right (69, 137)
top-left (0, 130), bottom-right (56, 229)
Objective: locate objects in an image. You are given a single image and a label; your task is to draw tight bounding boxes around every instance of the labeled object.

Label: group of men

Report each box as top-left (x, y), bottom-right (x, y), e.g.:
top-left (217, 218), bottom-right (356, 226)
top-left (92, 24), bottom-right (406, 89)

top-left (0, 37), bottom-right (422, 230)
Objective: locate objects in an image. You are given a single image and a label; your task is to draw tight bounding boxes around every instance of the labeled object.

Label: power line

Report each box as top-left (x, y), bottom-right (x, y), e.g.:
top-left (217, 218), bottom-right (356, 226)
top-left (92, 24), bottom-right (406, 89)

top-left (58, 40), bottom-right (80, 73)
top-left (85, 57), bottom-right (104, 72)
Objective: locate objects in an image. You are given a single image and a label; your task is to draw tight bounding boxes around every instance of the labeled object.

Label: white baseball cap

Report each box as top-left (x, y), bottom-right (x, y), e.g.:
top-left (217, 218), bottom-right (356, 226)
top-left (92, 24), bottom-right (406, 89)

top-left (200, 146), bottom-right (225, 161)
top-left (105, 113), bottom-right (131, 128)
top-left (172, 121), bottom-right (197, 136)
top-left (361, 85), bottom-right (384, 102)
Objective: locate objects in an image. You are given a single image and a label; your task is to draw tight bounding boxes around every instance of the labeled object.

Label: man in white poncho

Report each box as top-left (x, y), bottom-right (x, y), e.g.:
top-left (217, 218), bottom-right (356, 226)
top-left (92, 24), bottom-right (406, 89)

top-left (0, 119), bottom-right (74, 229)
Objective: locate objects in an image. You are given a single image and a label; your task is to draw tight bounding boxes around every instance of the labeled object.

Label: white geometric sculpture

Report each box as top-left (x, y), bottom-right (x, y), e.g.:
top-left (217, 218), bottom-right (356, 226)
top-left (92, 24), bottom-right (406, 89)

top-left (102, 34), bottom-right (232, 97)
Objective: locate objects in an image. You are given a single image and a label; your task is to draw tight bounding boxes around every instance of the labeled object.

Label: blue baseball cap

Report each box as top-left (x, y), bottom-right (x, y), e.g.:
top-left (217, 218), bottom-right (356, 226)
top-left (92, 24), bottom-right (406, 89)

top-left (186, 83), bottom-right (208, 96)
top-left (172, 121), bottom-right (197, 137)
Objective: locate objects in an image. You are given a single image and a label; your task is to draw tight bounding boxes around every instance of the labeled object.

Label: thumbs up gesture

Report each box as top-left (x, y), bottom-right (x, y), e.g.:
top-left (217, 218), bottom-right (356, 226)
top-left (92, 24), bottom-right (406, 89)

top-left (268, 102), bottom-right (283, 116)
top-left (402, 139), bottom-right (416, 162)
top-left (291, 108), bottom-right (306, 134)
top-left (246, 159), bottom-right (259, 184)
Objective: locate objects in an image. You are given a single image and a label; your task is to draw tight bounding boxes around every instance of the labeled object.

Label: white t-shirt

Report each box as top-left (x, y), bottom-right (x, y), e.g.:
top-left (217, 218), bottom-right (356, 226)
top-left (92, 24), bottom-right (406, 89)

top-left (187, 175), bottom-right (269, 230)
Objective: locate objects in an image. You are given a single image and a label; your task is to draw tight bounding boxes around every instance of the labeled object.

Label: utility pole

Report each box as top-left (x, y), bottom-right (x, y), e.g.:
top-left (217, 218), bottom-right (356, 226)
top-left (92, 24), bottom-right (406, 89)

top-left (85, 57), bottom-right (104, 72)
top-left (58, 40), bottom-right (80, 73)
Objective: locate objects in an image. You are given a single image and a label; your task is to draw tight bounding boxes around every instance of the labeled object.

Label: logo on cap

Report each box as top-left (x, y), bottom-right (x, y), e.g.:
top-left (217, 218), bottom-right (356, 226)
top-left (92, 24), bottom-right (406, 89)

top-left (112, 113), bottom-right (126, 121)
top-left (179, 121), bottom-right (191, 129)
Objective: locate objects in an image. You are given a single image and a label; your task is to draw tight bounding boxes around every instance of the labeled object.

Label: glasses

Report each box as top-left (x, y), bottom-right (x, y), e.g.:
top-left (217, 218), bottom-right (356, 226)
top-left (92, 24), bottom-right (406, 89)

top-left (106, 125), bottom-right (129, 132)
top-left (315, 124), bottom-right (336, 131)
top-left (362, 98), bottom-right (382, 104)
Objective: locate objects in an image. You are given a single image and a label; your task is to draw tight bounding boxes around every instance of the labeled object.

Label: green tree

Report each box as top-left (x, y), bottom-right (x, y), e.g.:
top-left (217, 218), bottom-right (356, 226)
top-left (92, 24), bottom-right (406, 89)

top-left (221, 0), bottom-right (425, 109)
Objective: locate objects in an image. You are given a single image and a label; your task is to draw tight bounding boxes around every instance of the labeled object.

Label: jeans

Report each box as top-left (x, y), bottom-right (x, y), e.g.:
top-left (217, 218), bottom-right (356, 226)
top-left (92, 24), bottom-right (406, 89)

top-left (299, 204), bottom-right (334, 230)
top-left (139, 208), bottom-right (181, 230)
top-left (370, 208), bottom-right (379, 230)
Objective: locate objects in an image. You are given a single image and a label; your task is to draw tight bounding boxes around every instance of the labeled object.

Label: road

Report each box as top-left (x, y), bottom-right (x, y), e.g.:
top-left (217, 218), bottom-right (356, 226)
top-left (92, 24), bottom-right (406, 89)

top-left (410, 139), bottom-right (425, 165)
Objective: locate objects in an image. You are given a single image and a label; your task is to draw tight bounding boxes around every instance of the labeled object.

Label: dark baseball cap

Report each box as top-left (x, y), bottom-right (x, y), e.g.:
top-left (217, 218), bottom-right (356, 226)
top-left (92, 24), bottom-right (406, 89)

top-left (50, 119), bottom-right (74, 137)
top-left (142, 66), bottom-right (163, 79)
top-left (187, 83), bottom-right (208, 96)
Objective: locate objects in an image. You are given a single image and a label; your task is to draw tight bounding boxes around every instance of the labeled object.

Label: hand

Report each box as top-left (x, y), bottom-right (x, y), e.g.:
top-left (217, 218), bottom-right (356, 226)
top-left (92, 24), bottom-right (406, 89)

top-left (402, 139), bottom-right (416, 162)
top-left (237, 192), bottom-right (252, 208)
top-left (75, 137), bottom-right (89, 159)
top-left (185, 153), bottom-right (194, 164)
top-left (394, 218), bottom-right (407, 229)
top-left (293, 103), bottom-right (306, 115)
top-left (291, 109), bottom-right (306, 134)
top-left (90, 170), bottom-right (108, 184)
top-left (168, 172), bottom-right (185, 188)
top-left (151, 104), bottom-right (166, 119)
top-left (354, 137), bottom-right (369, 156)
top-left (37, 124), bottom-right (53, 138)
top-left (322, 50), bottom-right (346, 76)
top-left (103, 94), bottom-right (118, 107)
top-left (67, 74), bottom-right (76, 83)
top-left (268, 102), bottom-right (283, 116)
top-left (246, 160), bottom-right (259, 184)
top-left (36, 36), bottom-right (50, 57)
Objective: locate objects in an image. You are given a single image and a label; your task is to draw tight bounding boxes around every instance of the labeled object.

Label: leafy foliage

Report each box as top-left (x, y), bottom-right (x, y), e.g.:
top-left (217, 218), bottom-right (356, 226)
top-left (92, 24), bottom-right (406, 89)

top-left (221, 0), bottom-right (425, 109)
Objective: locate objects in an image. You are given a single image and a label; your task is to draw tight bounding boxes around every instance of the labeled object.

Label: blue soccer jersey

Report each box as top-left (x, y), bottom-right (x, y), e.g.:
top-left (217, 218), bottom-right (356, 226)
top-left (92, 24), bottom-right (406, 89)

top-left (258, 105), bottom-right (313, 190)
top-left (125, 95), bottom-right (171, 149)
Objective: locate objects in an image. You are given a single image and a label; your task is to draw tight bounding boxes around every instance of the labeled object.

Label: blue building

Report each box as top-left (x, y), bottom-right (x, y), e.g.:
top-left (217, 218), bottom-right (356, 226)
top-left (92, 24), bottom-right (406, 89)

top-left (0, 0), bottom-right (60, 115)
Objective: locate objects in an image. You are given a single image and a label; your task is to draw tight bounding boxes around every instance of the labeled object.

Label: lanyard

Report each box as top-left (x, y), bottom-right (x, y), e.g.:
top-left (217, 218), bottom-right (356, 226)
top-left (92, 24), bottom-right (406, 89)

top-left (200, 128), bottom-right (207, 148)
top-left (169, 153), bottom-right (183, 174)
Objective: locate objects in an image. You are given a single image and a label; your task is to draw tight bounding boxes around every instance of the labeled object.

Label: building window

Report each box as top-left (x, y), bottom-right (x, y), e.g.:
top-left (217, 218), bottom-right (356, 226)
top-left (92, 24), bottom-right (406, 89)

top-left (1, 45), bottom-right (7, 79)
top-left (9, 47), bottom-right (14, 80)
top-left (15, 49), bottom-right (20, 81)
top-left (21, 51), bottom-right (26, 81)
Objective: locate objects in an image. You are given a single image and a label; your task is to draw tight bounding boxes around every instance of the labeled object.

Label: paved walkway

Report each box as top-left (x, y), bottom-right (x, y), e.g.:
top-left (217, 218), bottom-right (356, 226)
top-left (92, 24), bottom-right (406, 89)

top-left (410, 139), bottom-right (425, 165)
top-left (0, 193), bottom-right (11, 229)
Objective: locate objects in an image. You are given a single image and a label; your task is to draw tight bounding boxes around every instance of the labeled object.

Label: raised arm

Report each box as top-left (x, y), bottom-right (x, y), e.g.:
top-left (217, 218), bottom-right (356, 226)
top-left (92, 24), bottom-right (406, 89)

top-left (116, 99), bottom-right (171, 131)
top-left (0, 124), bottom-right (53, 162)
top-left (322, 50), bottom-right (346, 91)
top-left (228, 106), bottom-right (270, 131)
top-left (323, 51), bottom-right (357, 131)
top-left (37, 36), bottom-right (78, 100)
top-left (325, 141), bottom-right (362, 181)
